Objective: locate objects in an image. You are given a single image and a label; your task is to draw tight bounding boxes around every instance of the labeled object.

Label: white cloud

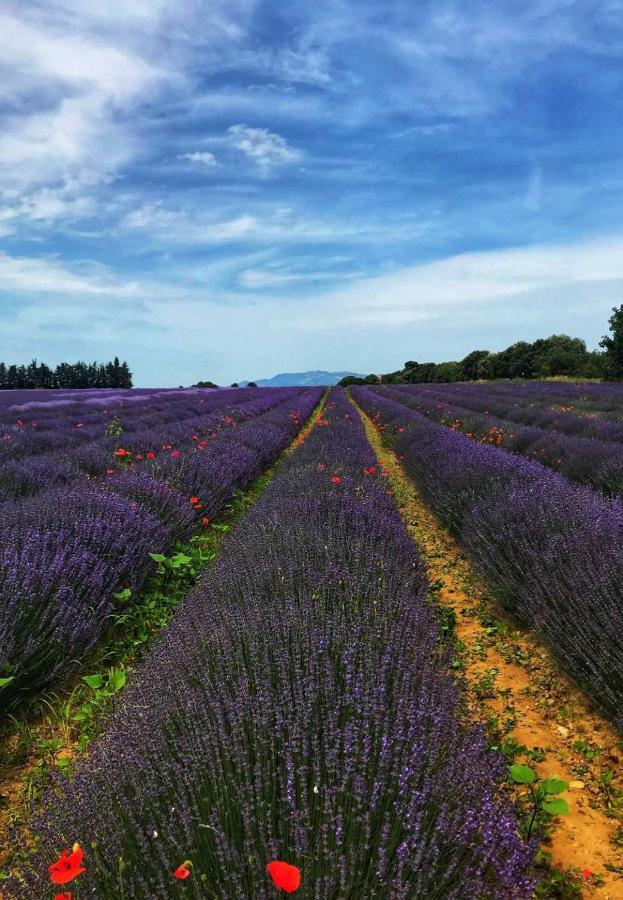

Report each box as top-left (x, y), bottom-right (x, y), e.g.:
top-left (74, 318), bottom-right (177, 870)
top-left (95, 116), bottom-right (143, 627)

top-left (292, 235), bottom-right (623, 328)
top-left (228, 124), bottom-right (302, 167)
top-left (179, 151), bottom-right (219, 166)
top-left (239, 268), bottom-right (361, 288)
top-left (524, 165), bottom-right (543, 212)
top-left (0, 253), bottom-right (142, 296)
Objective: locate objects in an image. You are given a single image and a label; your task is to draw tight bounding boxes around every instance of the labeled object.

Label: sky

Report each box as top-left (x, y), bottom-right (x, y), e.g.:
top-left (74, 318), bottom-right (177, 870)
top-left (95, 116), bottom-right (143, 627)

top-left (1, 0), bottom-right (623, 386)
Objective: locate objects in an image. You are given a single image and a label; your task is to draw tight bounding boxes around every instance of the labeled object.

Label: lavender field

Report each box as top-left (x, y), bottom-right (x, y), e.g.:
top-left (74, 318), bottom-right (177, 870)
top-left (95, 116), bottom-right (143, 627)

top-left (1, 383), bottom-right (623, 897)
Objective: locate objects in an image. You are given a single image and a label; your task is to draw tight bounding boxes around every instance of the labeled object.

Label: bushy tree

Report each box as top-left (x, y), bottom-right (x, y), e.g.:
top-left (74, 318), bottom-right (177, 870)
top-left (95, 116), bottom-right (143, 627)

top-left (460, 350), bottom-right (490, 381)
top-left (600, 305), bottom-right (623, 380)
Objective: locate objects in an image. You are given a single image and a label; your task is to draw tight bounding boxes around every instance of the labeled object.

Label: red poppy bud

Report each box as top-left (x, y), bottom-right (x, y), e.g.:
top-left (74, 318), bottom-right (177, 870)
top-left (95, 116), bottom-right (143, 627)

top-left (331, 476), bottom-right (341, 484)
top-left (54, 893), bottom-right (73, 900)
top-left (171, 450), bottom-right (180, 458)
top-left (190, 496), bottom-right (200, 504)
top-left (267, 860), bottom-right (301, 893)
top-left (201, 517), bottom-right (211, 526)
top-left (146, 452), bottom-right (155, 459)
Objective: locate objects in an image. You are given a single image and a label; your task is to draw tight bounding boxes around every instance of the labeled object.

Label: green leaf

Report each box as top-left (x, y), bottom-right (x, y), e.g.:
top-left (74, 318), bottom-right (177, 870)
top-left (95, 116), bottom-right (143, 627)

top-left (114, 588), bottom-right (132, 602)
top-left (54, 757), bottom-right (72, 768)
top-left (541, 777), bottom-right (568, 796)
top-left (83, 673), bottom-right (104, 690)
top-left (149, 552), bottom-right (167, 563)
top-left (509, 764), bottom-right (537, 785)
top-left (542, 798), bottom-right (569, 816)
top-left (109, 669), bottom-right (126, 692)
top-left (73, 705), bottom-right (93, 722)
top-left (0, 676), bottom-right (14, 688)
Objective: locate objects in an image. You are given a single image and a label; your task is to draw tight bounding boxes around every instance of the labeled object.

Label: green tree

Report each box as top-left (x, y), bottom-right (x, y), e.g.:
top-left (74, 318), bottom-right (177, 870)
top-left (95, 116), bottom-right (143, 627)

top-left (600, 305), bottom-right (623, 380)
top-left (460, 350), bottom-right (490, 381)
top-left (434, 361), bottom-right (461, 383)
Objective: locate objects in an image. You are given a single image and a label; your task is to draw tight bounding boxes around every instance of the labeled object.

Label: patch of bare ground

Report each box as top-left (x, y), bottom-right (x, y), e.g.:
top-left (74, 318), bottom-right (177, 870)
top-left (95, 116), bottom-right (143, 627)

top-left (353, 396), bottom-right (623, 900)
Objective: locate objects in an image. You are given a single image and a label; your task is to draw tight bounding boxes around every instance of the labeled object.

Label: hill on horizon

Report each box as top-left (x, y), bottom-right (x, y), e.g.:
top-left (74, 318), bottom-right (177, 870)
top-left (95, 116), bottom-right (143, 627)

top-left (240, 370), bottom-right (363, 387)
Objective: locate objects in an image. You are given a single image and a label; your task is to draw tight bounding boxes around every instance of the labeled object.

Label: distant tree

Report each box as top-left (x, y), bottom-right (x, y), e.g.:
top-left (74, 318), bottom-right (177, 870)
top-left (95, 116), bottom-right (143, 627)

top-left (338, 374), bottom-right (380, 387)
top-left (460, 350), bottom-right (490, 381)
top-left (194, 380), bottom-right (218, 388)
top-left (532, 335), bottom-right (587, 377)
top-left (381, 371), bottom-right (403, 384)
top-left (230, 382), bottom-right (239, 387)
top-left (0, 358), bottom-right (132, 389)
top-left (600, 305), bottom-right (623, 380)
top-left (247, 381), bottom-right (258, 387)
top-left (475, 353), bottom-right (499, 380)
top-left (582, 350), bottom-right (607, 379)
top-left (434, 361), bottom-right (462, 383)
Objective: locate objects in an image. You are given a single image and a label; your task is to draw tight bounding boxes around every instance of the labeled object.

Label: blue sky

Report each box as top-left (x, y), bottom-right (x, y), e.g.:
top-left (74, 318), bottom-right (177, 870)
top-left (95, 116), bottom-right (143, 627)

top-left (1, 0), bottom-right (623, 385)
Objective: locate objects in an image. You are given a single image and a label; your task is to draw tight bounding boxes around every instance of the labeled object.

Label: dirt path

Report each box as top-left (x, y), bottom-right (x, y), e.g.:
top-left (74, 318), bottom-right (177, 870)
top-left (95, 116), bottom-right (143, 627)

top-left (353, 396), bottom-right (623, 899)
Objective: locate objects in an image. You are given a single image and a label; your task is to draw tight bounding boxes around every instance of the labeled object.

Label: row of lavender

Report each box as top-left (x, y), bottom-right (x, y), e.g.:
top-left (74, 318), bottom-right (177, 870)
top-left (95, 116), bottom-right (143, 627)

top-left (0, 388), bottom-right (322, 711)
top-left (393, 381), bottom-right (623, 443)
top-left (449, 380), bottom-right (623, 425)
top-left (17, 388), bottom-right (533, 898)
top-left (0, 387), bottom-right (290, 500)
top-left (384, 384), bottom-right (623, 500)
top-left (352, 387), bottom-right (623, 728)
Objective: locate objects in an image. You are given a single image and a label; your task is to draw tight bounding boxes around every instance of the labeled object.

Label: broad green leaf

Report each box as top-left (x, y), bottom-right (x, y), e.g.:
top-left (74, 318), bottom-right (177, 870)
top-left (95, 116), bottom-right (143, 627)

top-left (109, 669), bottom-right (126, 692)
top-left (114, 588), bottom-right (132, 602)
top-left (83, 674), bottom-right (104, 690)
top-left (509, 764), bottom-right (537, 785)
top-left (541, 777), bottom-right (568, 796)
top-left (149, 552), bottom-right (167, 562)
top-left (542, 798), bottom-right (569, 816)
top-left (0, 676), bottom-right (14, 688)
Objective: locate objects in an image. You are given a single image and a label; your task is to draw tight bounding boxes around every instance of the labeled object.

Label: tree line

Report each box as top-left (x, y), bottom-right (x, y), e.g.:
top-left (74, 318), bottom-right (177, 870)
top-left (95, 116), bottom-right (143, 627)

top-left (0, 357), bottom-right (133, 389)
top-left (340, 306), bottom-right (623, 386)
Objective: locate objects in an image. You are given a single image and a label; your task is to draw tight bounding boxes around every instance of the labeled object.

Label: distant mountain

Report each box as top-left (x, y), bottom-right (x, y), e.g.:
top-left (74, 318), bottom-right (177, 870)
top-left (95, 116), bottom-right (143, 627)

top-left (240, 371), bottom-right (363, 387)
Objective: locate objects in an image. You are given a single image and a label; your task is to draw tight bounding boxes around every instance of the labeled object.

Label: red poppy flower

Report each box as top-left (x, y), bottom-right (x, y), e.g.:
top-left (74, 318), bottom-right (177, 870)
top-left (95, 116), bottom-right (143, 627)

top-left (106, 468), bottom-right (114, 475)
top-left (146, 451), bottom-right (156, 459)
top-left (114, 448), bottom-right (129, 457)
top-left (135, 453), bottom-right (144, 460)
top-left (192, 434), bottom-right (199, 440)
top-left (54, 893), bottom-right (73, 900)
top-left (49, 845), bottom-right (86, 884)
top-left (267, 860), bottom-right (301, 893)
top-left (171, 450), bottom-right (180, 458)
top-left (330, 476), bottom-right (341, 484)
top-left (201, 517), bottom-right (211, 526)
top-left (16, 419), bottom-right (23, 425)
top-left (189, 496), bottom-right (200, 504)
top-left (172, 862), bottom-right (191, 880)
top-left (581, 869), bottom-right (593, 880)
